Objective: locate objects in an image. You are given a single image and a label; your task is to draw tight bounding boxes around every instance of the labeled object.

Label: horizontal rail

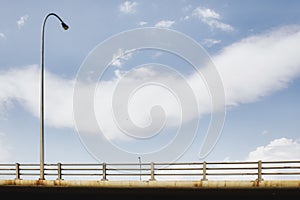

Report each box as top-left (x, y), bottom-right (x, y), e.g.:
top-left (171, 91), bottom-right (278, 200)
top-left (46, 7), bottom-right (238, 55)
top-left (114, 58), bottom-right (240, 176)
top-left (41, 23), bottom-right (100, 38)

top-left (0, 160), bottom-right (299, 181)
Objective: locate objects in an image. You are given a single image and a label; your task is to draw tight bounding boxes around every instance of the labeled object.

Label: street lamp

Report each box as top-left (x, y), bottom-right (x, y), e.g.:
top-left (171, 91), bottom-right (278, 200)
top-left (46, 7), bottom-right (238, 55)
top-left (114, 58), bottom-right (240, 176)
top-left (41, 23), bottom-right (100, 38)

top-left (40, 13), bottom-right (69, 180)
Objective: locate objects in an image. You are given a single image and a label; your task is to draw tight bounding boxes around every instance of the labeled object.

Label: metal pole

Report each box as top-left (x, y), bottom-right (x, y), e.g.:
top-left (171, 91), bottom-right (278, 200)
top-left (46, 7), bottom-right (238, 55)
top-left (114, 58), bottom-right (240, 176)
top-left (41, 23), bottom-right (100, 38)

top-left (15, 163), bottom-right (20, 180)
top-left (40, 13), bottom-right (69, 180)
top-left (102, 162), bottom-right (107, 181)
top-left (57, 162), bottom-right (62, 180)
top-left (257, 160), bottom-right (263, 181)
top-left (150, 162), bottom-right (155, 181)
top-left (138, 156), bottom-right (141, 181)
top-left (201, 161), bottom-right (207, 181)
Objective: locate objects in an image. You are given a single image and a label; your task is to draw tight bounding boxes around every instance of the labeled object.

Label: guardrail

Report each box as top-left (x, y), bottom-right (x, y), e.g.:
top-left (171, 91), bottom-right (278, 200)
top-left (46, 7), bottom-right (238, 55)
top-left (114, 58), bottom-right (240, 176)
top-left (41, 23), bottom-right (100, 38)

top-left (0, 160), bottom-right (300, 181)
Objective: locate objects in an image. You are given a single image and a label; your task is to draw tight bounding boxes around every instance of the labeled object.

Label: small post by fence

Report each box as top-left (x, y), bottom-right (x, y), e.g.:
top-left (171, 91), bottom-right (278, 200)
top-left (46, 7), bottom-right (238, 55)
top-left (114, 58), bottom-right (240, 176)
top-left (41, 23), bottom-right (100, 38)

top-left (257, 160), bottom-right (263, 181)
top-left (150, 162), bottom-right (155, 181)
top-left (201, 161), bottom-right (207, 181)
top-left (57, 162), bottom-right (62, 180)
top-left (15, 163), bottom-right (20, 180)
top-left (102, 162), bottom-right (107, 181)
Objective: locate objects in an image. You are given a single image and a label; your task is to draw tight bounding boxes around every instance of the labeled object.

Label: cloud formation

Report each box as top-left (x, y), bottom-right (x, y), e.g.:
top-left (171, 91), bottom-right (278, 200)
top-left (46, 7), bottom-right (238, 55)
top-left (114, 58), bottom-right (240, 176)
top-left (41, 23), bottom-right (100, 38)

top-left (17, 15), bottom-right (29, 29)
top-left (119, 1), bottom-right (137, 14)
top-left (138, 21), bottom-right (148, 26)
top-left (214, 25), bottom-right (300, 106)
top-left (192, 7), bottom-right (234, 32)
top-left (247, 137), bottom-right (300, 161)
top-left (203, 38), bottom-right (221, 47)
top-left (111, 48), bottom-right (133, 67)
top-left (0, 33), bottom-right (6, 39)
top-left (1, 25), bottom-right (300, 143)
top-left (0, 65), bottom-right (74, 128)
top-left (155, 20), bottom-right (175, 28)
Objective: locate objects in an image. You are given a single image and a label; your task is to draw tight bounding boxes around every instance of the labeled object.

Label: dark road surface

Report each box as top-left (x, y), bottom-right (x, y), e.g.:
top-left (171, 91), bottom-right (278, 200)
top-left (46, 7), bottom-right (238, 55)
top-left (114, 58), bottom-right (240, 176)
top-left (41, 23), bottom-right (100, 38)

top-left (0, 186), bottom-right (299, 199)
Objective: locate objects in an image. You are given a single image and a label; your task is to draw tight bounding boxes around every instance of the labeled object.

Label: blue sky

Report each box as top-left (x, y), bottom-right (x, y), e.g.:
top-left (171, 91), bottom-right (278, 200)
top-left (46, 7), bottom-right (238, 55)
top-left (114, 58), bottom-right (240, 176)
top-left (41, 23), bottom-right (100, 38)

top-left (0, 0), bottom-right (300, 166)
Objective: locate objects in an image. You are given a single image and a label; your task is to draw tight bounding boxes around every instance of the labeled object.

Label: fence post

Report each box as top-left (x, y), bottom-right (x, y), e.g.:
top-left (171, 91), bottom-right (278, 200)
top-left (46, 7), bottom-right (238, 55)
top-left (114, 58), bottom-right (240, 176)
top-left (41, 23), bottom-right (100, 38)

top-left (15, 163), bottom-right (20, 180)
top-left (102, 162), bottom-right (107, 181)
top-left (201, 161), bottom-right (207, 181)
top-left (57, 162), bottom-right (62, 180)
top-left (149, 162), bottom-right (155, 181)
top-left (257, 160), bottom-right (263, 181)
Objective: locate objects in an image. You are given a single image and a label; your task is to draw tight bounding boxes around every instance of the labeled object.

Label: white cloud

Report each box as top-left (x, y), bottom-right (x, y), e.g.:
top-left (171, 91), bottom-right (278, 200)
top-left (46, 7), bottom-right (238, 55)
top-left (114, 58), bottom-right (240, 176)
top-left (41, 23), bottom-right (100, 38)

top-left (180, 15), bottom-right (191, 21)
top-left (155, 20), bottom-right (175, 28)
top-left (119, 1), bottom-right (137, 14)
top-left (192, 7), bottom-right (234, 32)
top-left (0, 65), bottom-right (74, 128)
top-left (17, 14), bottom-right (29, 29)
top-left (94, 66), bottom-right (197, 141)
top-left (247, 138), bottom-right (300, 161)
top-left (1, 25), bottom-right (300, 142)
top-left (194, 7), bottom-right (220, 19)
top-left (214, 25), bottom-right (300, 106)
top-left (0, 33), bottom-right (6, 39)
top-left (182, 16), bottom-right (190, 21)
top-left (114, 69), bottom-right (124, 79)
top-left (244, 137), bottom-right (300, 180)
top-left (111, 48), bottom-right (133, 67)
top-left (203, 38), bottom-right (221, 47)
top-left (204, 138), bottom-right (300, 180)
top-left (138, 21), bottom-right (148, 26)
top-left (203, 19), bottom-right (234, 32)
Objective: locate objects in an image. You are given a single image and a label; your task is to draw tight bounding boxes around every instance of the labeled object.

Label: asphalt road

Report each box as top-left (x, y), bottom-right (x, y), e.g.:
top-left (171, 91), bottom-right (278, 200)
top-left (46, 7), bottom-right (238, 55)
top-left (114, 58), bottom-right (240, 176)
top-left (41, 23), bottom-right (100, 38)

top-left (0, 186), bottom-right (299, 199)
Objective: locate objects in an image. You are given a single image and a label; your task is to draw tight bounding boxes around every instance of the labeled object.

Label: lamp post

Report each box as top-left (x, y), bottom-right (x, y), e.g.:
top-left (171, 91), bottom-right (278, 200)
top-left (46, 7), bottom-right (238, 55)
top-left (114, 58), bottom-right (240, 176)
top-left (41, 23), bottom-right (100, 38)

top-left (40, 13), bottom-right (69, 180)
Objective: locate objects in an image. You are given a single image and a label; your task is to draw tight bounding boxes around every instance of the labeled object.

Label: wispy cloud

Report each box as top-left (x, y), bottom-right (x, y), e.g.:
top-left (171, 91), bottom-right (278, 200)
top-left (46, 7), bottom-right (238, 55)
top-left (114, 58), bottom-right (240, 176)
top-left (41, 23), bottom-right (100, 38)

top-left (111, 48), bottom-right (133, 67)
top-left (119, 1), bottom-right (138, 14)
top-left (214, 25), bottom-right (300, 106)
top-left (17, 14), bottom-right (29, 29)
top-left (192, 7), bottom-right (234, 32)
top-left (1, 25), bottom-right (300, 142)
top-left (155, 20), bottom-right (175, 28)
top-left (194, 7), bottom-right (220, 19)
top-left (202, 38), bottom-right (221, 47)
top-left (138, 21), bottom-right (148, 26)
top-left (0, 33), bottom-right (6, 39)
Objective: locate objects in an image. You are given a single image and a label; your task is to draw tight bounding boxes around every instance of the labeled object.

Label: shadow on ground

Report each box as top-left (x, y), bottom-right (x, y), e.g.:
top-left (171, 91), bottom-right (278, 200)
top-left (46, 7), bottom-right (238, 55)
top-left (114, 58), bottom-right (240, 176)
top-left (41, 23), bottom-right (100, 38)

top-left (0, 186), bottom-right (299, 199)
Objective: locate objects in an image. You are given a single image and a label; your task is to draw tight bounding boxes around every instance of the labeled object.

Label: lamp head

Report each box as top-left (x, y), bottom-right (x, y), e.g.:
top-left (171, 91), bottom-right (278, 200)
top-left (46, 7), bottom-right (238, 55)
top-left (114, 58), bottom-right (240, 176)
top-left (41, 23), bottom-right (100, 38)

top-left (61, 22), bottom-right (69, 30)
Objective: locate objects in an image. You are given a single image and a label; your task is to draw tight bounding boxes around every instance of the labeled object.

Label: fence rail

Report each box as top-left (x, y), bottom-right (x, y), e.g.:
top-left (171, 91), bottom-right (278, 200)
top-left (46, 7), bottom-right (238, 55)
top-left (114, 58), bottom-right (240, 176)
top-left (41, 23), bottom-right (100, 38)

top-left (0, 160), bottom-right (300, 181)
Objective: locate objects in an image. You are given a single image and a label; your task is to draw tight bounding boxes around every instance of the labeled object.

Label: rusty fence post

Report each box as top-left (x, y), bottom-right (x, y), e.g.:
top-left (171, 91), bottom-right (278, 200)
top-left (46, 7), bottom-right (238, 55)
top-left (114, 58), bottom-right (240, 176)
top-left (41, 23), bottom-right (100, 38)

top-left (15, 163), bottom-right (20, 180)
top-left (149, 162), bottom-right (155, 181)
top-left (57, 162), bottom-right (62, 180)
top-left (102, 162), bottom-right (107, 181)
top-left (201, 161), bottom-right (207, 181)
top-left (257, 160), bottom-right (263, 181)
